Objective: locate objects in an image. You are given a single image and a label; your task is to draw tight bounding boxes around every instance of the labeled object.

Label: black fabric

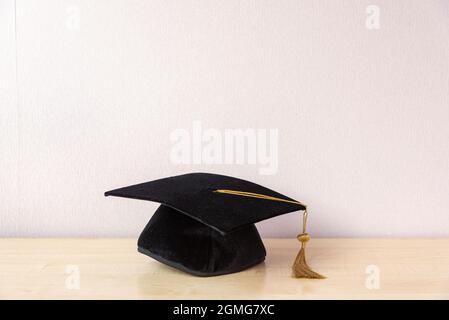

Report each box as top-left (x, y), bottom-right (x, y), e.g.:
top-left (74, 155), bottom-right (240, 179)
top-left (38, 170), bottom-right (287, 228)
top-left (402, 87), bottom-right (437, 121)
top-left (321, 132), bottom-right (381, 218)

top-left (105, 172), bottom-right (304, 233)
top-left (105, 172), bottom-right (304, 276)
top-left (137, 205), bottom-right (266, 276)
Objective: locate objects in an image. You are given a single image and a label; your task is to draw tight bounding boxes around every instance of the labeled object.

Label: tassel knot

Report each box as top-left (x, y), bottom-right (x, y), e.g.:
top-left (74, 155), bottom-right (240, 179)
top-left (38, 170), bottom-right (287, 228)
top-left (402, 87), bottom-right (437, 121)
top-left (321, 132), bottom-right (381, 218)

top-left (297, 233), bottom-right (310, 243)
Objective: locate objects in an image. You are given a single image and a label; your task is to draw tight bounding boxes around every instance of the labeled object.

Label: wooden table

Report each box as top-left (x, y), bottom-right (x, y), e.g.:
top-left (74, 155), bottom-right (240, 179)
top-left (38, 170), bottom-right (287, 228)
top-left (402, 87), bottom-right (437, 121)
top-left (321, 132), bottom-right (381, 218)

top-left (0, 238), bottom-right (448, 299)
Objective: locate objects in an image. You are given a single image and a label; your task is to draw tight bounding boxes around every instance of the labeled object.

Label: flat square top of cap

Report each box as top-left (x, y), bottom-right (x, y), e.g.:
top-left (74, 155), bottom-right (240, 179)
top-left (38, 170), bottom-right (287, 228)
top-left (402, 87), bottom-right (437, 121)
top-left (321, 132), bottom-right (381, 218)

top-left (105, 173), bottom-right (305, 233)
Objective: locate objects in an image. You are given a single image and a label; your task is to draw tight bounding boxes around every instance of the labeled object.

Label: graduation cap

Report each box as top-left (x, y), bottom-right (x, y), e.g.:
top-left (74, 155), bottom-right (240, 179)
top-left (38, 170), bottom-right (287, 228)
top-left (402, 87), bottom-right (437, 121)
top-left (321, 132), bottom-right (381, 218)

top-left (105, 173), bottom-right (324, 278)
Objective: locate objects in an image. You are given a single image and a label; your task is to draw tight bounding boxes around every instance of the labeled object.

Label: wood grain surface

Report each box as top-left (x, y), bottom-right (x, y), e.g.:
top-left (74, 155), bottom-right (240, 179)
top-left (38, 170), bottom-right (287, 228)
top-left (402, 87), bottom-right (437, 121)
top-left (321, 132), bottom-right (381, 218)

top-left (1, 238), bottom-right (448, 299)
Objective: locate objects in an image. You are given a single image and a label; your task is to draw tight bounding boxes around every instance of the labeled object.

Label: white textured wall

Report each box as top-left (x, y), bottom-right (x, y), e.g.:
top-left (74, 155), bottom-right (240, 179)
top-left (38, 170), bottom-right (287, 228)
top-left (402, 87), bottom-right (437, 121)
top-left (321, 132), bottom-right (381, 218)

top-left (1, 0), bottom-right (449, 238)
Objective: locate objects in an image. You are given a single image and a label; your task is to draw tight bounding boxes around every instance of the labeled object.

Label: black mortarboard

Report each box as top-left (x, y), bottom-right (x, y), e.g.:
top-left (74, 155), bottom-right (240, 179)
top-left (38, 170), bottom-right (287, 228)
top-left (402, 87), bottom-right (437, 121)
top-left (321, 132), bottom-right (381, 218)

top-left (105, 173), bottom-right (324, 278)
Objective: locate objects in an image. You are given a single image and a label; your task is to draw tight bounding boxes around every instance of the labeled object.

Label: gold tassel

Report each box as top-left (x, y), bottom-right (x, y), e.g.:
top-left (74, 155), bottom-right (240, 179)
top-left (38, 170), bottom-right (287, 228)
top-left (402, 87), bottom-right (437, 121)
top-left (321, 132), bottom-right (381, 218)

top-left (292, 209), bottom-right (325, 279)
top-left (212, 189), bottom-right (324, 278)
